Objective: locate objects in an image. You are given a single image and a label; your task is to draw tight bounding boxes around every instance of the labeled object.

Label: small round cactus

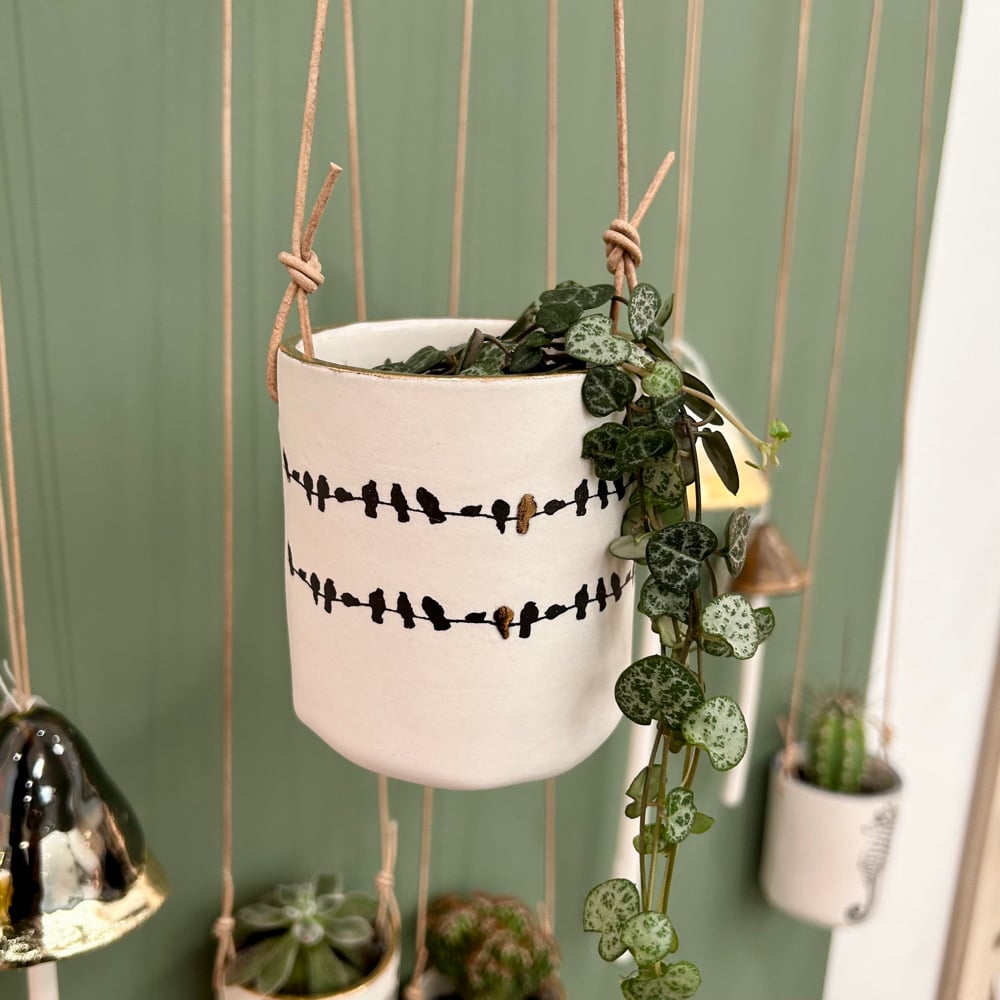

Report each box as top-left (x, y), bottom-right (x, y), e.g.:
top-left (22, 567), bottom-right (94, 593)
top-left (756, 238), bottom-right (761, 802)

top-left (426, 893), bottom-right (560, 1000)
top-left (805, 691), bottom-right (867, 794)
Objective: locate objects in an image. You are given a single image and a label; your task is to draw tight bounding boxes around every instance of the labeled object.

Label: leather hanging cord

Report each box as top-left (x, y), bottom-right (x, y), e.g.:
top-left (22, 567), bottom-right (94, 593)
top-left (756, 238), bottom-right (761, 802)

top-left (766, 0), bottom-right (813, 438)
top-left (403, 786), bottom-right (435, 1000)
top-left (881, 0), bottom-right (939, 752)
top-left (545, 0), bottom-right (559, 290)
top-left (671, 0), bottom-right (704, 347)
top-left (785, 0), bottom-right (884, 758)
top-left (606, 0), bottom-right (675, 320)
top-left (266, 0), bottom-right (343, 402)
top-left (343, 0), bottom-right (367, 321)
top-left (448, 0), bottom-right (475, 318)
top-left (0, 280), bottom-right (29, 701)
top-left (212, 0), bottom-right (237, 991)
top-left (374, 774), bottom-right (401, 939)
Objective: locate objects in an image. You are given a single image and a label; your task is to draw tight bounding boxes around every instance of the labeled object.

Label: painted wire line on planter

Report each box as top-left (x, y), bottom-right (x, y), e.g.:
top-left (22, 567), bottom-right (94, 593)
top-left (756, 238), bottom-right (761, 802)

top-left (784, 0), bottom-right (884, 759)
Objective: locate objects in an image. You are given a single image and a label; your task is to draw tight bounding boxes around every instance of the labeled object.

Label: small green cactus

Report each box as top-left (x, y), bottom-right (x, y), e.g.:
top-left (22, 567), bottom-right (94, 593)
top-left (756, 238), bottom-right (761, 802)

top-left (805, 691), bottom-right (867, 794)
top-left (426, 893), bottom-right (560, 1000)
top-left (227, 874), bottom-right (382, 997)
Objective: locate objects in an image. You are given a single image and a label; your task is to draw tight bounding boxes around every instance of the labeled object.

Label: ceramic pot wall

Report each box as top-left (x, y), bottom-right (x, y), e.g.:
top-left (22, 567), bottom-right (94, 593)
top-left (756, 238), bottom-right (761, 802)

top-left (759, 745), bottom-right (902, 927)
top-left (276, 319), bottom-right (634, 789)
top-left (225, 925), bottom-right (401, 1000)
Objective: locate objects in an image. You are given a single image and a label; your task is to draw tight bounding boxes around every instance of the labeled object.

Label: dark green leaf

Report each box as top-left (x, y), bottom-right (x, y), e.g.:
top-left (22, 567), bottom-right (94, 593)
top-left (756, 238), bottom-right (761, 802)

top-left (656, 293), bottom-right (675, 326)
top-left (615, 655), bottom-right (704, 729)
top-left (690, 812), bottom-right (715, 834)
top-left (582, 422), bottom-right (628, 462)
top-left (536, 300), bottom-right (583, 333)
top-left (502, 301), bottom-right (540, 339)
top-left (646, 523), bottom-right (718, 593)
top-left (405, 345), bottom-right (447, 374)
top-left (524, 329), bottom-right (553, 348)
top-left (701, 430), bottom-right (740, 496)
top-left (616, 427), bottom-right (674, 473)
top-left (582, 366), bottom-right (637, 416)
top-left (624, 764), bottom-right (663, 818)
top-left (509, 344), bottom-right (544, 373)
top-left (579, 283), bottom-right (616, 308)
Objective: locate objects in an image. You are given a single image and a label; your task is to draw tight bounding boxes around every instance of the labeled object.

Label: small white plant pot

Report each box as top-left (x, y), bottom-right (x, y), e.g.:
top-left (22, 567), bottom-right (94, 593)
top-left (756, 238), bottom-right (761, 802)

top-left (759, 745), bottom-right (902, 928)
top-left (276, 319), bottom-right (634, 790)
top-left (225, 924), bottom-right (401, 1000)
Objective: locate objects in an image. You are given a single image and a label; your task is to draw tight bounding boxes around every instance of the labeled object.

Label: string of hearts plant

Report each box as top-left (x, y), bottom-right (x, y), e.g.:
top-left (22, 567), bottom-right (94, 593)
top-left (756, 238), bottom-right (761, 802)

top-left (377, 278), bottom-right (789, 999)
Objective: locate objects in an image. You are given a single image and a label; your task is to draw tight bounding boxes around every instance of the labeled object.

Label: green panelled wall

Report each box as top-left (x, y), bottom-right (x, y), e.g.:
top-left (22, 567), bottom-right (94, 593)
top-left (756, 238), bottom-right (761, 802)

top-left (0, 1), bottom-right (960, 998)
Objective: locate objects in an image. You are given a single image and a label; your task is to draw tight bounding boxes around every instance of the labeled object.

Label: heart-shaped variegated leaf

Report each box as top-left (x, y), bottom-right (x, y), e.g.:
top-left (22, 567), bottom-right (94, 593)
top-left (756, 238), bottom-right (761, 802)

top-left (536, 300), bottom-right (583, 333)
top-left (583, 365), bottom-right (637, 417)
top-left (664, 787), bottom-right (696, 844)
top-left (615, 655), bottom-right (704, 729)
top-left (620, 962), bottom-right (701, 1000)
top-left (582, 422), bottom-right (628, 480)
top-left (643, 456), bottom-right (686, 509)
top-left (624, 764), bottom-right (662, 818)
top-left (641, 360), bottom-right (684, 401)
top-left (583, 879), bottom-right (641, 961)
top-left (638, 578), bottom-right (690, 621)
top-left (632, 822), bottom-right (668, 855)
top-left (621, 911), bottom-right (675, 965)
top-left (682, 696), bottom-right (748, 771)
top-left (646, 523), bottom-right (719, 593)
top-left (724, 507), bottom-right (751, 577)
top-left (609, 533), bottom-right (651, 561)
top-left (700, 594), bottom-right (761, 659)
top-left (616, 428), bottom-right (674, 473)
top-left (754, 606), bottom-right (775, 642)
top-left (629, 283), bottom-right (662, 339)
top-left (566, 314), bottom-right (631, 365)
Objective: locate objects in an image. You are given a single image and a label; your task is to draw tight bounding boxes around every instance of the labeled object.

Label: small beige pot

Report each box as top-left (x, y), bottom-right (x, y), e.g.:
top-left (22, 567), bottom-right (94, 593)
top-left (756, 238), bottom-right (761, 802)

top-left (759, 745), bottom-right (902, 928)
top-left (276, 319), bottom-right (634, 790)
top-left (225, 924), bottom-right (401, 1000)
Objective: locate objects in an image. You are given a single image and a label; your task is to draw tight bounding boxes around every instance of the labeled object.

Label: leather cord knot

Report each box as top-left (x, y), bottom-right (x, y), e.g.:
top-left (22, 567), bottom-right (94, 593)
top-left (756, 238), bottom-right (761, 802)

top-left (213, 915), bottom-right (236, 939)
top-left (278, 249), bottom-right (324, 295)
top-left (603, 218), bottom-right (642, 290)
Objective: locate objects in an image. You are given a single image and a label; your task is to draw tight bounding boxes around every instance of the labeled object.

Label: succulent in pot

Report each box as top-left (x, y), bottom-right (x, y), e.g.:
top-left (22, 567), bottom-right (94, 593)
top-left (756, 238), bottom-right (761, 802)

top-left (760, 690), bottom-right (902, 928)
top-left (425, 892), bottom-right (561, 1000)
top-left (226, 874), bottom-right (391, 998)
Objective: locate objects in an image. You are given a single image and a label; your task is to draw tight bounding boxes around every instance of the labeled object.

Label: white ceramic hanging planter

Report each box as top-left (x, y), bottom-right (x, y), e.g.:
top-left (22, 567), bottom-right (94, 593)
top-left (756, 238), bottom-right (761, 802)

top-left (759, 745), bottom-right (902, 928)
top-left (225, 926), bottom-right (401, 1000)
top-left (276, 318), bottom-right (634, 790)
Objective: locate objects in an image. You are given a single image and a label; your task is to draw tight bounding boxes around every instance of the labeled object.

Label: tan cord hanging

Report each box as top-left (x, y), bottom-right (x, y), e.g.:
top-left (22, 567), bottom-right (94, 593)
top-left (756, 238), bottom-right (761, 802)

top-left (265, 0), bottom-right (343, 402)
top-left (212, 0), bottom-right (237, 989)
top-left (671, 0), bottom-right (703, 348)
top-left (784, 0), bottom-right (885, 759)
top-left (404, 786), bottom-right (435, 1000)
top-left (343, 0), bottom-right (367, 322)
top-left (766, 0), bottom-right (814, 438)
top-left (448, 0), bottom-right (475, 318)
top-left (0, 280), bottom-right (30, 702)
top-left (880, 0), bottom-right (939, 753)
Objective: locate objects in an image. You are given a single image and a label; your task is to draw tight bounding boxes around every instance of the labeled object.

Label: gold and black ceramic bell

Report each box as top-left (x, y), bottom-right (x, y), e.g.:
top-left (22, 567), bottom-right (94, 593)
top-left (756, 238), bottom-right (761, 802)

top-left (0, 703), bottom-right (168, 967)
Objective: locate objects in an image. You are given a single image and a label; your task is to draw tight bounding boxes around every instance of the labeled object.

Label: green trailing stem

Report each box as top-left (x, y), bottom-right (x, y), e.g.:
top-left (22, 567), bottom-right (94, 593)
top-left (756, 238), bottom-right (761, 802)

top-left (805, 692), bottom-right (867, 794)
top-left (375, 279), bottom-right (790, 1000)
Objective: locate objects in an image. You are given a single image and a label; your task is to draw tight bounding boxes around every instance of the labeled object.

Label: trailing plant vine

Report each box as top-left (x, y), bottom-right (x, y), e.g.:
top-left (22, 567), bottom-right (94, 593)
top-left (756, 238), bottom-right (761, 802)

top-left (375, 279), bottom-right (789, 999)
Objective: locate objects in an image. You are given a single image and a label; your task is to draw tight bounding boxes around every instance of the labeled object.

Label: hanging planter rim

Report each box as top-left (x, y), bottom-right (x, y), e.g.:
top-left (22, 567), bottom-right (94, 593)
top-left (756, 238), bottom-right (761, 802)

top-left (227, 920), bottom-right (401, 1000)
top-left (775, 742), bottom-right (903, 800)
top-left (279, 321), bottom-right (589, 384)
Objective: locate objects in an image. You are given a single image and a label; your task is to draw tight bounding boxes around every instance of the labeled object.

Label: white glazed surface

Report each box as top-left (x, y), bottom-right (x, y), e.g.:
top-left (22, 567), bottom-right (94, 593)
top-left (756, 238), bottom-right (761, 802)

top-left (276, 319), bottom-right (634, 789)
top-left (224, 933), bottom-right (401, 1000)
top-left (759, 747), bottom-right (902, 928)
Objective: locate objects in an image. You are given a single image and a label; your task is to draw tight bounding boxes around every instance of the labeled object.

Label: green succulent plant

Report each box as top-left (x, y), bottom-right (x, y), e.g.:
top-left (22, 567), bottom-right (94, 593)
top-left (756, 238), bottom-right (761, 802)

top-left (227, 874), bottom-right (383, 997)
top-left (376, 278), bottom-right (789, 1000)
top-left (426, 893), bottom-right (560, 1000)
top-left (805, 691), bottom-right (867, 794)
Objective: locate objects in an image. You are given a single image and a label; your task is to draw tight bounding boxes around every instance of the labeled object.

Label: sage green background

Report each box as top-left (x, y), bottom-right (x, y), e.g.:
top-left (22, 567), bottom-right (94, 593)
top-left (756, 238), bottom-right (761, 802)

top-left (0, 2), bottom-right (961, 998)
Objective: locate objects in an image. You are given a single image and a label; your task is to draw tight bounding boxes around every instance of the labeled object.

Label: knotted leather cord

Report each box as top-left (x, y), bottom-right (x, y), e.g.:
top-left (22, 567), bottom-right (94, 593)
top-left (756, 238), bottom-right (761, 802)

top-left (212, 0), bottom-right (236, 990)
top-left (265, 0), bottom-right (343, 402)
top-left (880, 0), bottom-right (939, 755)
top-left (606, 0), bottom-right (676, 326)
top-left (785, 0), bottom-right (884, 760)
top-left (0, 280), bottom-right (29, 701)
top-left (765, 0), bottom-right (813, 444)
top-left (671, 0), bottom-right (703, 348)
